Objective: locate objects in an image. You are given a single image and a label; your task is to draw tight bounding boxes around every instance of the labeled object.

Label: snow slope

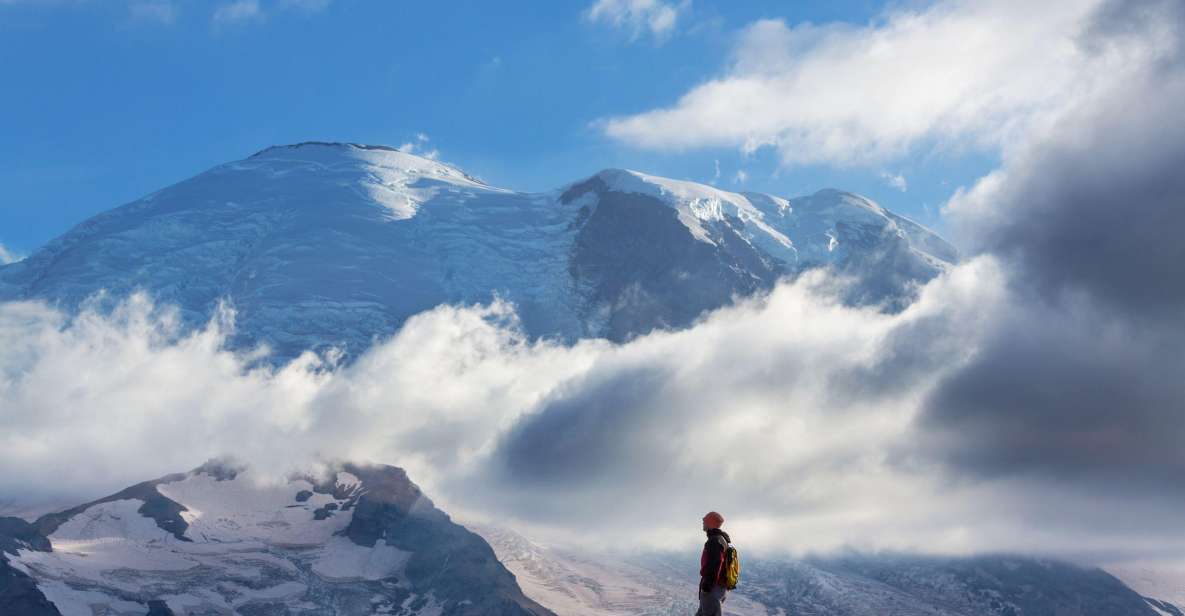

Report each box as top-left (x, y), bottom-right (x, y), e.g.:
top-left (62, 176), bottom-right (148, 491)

top-left (0, 142), bottom-right (956, 361)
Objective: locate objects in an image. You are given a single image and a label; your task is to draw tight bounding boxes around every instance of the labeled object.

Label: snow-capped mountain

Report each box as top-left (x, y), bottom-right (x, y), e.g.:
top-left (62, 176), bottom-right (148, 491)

top-left (0, 462), bottom-right (554, 616)
top-left (477, 526), bottom-right (1180, 616)
top-left (0, 142), bottom-right (956, 361)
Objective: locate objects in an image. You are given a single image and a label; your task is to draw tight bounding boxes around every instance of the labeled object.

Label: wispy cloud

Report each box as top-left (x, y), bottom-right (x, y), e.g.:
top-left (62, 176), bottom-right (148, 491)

top-left (397, 133), bottom-right (440, 160)
top-left (881, 171), bottom-right (908, 192)
top-left (278, 0), bottom-right (330, 12)
top-left (128, 0), bottom-right (176, 24)
top-left (0, 243), bottom-right (20, 265)
top-left (0, 0), bottom-right (330, 24)
top-left (212, 0), bottom-right (263, 27)
top-left (600, 0), bottom-right (1167, 166)
top-left (585, 0), bottom-right (686, 42)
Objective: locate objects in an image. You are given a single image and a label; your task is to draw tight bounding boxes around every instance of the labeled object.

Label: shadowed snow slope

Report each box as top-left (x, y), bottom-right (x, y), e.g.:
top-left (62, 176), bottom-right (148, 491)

top-left (1, 461), bottom-right (554, 616)
top-left (0, 142), bottom-right (955, 361)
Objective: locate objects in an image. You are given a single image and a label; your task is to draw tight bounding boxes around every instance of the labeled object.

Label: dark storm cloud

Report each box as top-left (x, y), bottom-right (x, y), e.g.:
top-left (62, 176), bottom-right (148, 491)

top-left (1082, 0), bottom-right (1185, 67)
top-left (921, 298), bottom-right (1185, 487)
top-left (972, 0), bottom-right (1185, 316)
top-left (926, 0), bottom-right (1185, 488)
top-left (499, 364), bottom-right (673, 486)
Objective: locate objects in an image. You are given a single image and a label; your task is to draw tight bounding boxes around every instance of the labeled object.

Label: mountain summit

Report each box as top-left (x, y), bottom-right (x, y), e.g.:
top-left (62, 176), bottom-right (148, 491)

top-left (0, 142), bottom-right (956, 360)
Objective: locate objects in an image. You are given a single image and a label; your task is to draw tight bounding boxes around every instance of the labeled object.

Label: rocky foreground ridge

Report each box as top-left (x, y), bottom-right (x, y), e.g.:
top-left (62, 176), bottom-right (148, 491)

top-left (0, 461), bottom-right (553, 616)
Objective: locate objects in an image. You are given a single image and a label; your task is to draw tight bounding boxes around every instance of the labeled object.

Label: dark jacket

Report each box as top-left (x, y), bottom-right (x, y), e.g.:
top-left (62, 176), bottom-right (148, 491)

top-left (699, 528), bottom-right (731, 593)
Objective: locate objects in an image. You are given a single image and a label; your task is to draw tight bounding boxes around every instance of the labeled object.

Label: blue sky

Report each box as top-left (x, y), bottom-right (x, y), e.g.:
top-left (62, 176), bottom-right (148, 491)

top-left (0, 0), bottom-right (1001, 254)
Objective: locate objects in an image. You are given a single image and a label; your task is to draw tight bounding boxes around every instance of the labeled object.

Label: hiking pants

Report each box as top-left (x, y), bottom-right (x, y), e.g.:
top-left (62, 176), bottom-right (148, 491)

top-left (695, 585), bottom-right (726, 616)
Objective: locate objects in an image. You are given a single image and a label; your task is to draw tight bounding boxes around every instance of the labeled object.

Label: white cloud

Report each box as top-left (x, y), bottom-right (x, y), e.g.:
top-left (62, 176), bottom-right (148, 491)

top-left (585, 0), bottom-right (685, 42)
top-left (733, 168), bottom-right (748, 184)
top-left (881, 171), bottom-right (908, 192)
top-left (212, 0), bottom-right (262, 26)
top-left (128, 0), bottom-right (176, 23)
top-left (279, 0), bottom-right (330, 12)
top-left (0, 244), bottom-right (20, 265)
top-left (397, 132), bottom-right (440, 160)
top-left (600, 0), bottom-right (1168, 166)
top-left (1, 0), bottom-right (328, 22)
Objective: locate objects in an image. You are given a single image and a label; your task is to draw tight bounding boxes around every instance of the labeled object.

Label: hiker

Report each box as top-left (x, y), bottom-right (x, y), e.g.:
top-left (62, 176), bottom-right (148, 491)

top-left (697, 511), bottom-right (730, 616)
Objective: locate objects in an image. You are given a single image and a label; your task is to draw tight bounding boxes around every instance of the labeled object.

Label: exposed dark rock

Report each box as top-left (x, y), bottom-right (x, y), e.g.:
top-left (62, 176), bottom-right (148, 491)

top-left (0, 560), bottom-right (60, 616)
top-left (0, 518), bottom-right (58, 616)
top-left (565, 176), bottom-right (781, 341)
top-left (192, 458), bottom-right (245, 481)
top-left (0, 518), bottom-right (50, 556)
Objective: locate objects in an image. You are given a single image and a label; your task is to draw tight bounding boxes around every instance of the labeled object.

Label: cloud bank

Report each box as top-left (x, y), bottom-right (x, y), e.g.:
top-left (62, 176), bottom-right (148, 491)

top-left (2, 250), bottom-right (1183, 562)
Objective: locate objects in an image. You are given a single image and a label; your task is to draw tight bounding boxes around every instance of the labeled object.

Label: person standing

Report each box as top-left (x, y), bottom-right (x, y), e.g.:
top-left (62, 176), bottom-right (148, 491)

top-left (697, 511), bottom-right (729, 616)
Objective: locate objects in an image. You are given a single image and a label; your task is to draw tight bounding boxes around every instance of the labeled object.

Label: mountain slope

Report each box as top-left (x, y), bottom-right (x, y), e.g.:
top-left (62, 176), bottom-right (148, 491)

top-left (477, 527), bottom-right (1172, 616)
top-left (4, 462), bottom-right (553, 616)
top-left (0, 142), bottom-right (956, 361)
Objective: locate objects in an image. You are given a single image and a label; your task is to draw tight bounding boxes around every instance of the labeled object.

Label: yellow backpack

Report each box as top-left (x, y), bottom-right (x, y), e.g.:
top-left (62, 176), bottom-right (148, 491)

top-left (724, 545), bottom-right (740, 590)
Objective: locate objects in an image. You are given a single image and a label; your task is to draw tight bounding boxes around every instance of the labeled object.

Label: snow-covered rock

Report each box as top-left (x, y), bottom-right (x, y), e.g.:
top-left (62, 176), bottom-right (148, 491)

top-left (0, 142), bottom-right (956, 362)
top-left (3, 461), bottom-right (553, 616)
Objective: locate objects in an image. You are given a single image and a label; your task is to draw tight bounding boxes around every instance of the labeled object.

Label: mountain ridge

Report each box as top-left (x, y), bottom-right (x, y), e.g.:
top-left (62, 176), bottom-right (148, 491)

top-left (0, 141), bottom-right (957, 361)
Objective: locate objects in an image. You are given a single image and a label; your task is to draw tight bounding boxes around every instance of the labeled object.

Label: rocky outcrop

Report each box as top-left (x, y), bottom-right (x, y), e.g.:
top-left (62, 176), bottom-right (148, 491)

top-left (0, 517), bottom-right (59, 616)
